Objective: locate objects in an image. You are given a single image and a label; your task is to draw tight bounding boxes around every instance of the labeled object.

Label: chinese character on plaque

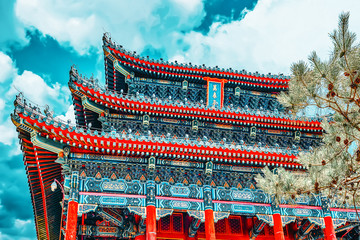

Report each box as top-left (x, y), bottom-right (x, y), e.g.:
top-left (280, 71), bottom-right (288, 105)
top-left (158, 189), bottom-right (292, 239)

top-left (204, 77), bottom-right (227, 108)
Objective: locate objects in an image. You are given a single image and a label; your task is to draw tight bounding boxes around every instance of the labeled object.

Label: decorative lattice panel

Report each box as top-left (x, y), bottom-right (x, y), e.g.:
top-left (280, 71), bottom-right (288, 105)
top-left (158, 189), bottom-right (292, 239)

top-left (160, 215), bottom-right (171, 231)
top-left (229, 217), bottom-right (242, 234)
top-left (172, 214), bottom-right (183, 233)
top-left (215, 219), bottom-right (226, 234)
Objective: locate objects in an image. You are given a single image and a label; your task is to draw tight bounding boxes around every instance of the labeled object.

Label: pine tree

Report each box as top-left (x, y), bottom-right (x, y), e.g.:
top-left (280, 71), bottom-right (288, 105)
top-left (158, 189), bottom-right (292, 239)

top-left (256, 12), bottom-right (360, 207)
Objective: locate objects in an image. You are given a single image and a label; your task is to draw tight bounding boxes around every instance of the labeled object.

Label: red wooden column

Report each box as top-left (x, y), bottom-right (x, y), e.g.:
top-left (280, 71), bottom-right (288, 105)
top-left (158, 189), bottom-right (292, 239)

top-left (273, 213), bottom-right (285, 240)
top-left (321, 197), bottom-right (336, 240)
top-left (203, 163), bottom-right (215, 240)
top-left (65, 200), bottom-right (78, 240)
top-left (146, 205), bottom-right (157, 240)
top-left (204, 209), bottom-right (216, 240)
top-left (65, 171), bottom-right (80, 240)
top-left (81, 214), bottom-right (85, 240)
top-left (146, 157), bottom-right (157, 240)
top-left (324, 216), bottom-right (336, 240)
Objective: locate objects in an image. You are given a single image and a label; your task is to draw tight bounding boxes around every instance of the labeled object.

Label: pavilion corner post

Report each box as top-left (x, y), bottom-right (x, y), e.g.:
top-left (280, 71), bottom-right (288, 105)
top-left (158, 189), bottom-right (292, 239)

top-left (323, 216), bottom-right (336, 240)
top-left (203, 162), bottom-right (216, 240)
top-left (204, 183), bottom-right (216, 240)
top-left (271, 200), bottom-right (285, 240)
top-left (272, 213), bottom-right (285, 240)
top-left (65, 171), bottom-right (80, 240)
top-left (204, 208), bottom-right (216, 240)
top-left (65, 200), bottom-right (79, 240)
top-left (146, 204), bottom-right (157, 240)
top-left (146, 157), bottom-right (157, 240)
top-left (321, 197), bottom-right (336, 240)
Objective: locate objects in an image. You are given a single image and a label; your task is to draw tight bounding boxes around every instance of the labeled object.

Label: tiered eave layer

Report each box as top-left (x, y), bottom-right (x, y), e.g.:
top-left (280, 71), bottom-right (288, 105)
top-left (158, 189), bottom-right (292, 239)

top-left (103, 35), bottom-right (289, 92)
top-left (70, 70), bottom-right (322, 133)
top-left (13, 95), bottom-right (304, 169)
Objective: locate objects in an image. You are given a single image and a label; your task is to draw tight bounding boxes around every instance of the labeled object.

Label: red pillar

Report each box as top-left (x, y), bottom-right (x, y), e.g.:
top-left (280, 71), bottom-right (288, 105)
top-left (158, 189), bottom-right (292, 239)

top-left (273, 213), bottom-right (285, 240)
top-left (65, 201), bottom-right (78, 240)
top-left (324, 216), bottom-right (336, 240)
top-left (146, 205), bottom-right (156, 240)
top-left (81, 213), bottom-right (85, 240)
top-left (204, 209), bottom-right (216, 240)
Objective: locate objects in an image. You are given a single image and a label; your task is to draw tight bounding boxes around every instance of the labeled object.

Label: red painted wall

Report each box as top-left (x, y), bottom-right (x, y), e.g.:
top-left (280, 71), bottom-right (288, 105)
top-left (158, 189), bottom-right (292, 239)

top-left (153, 213), bottom-right (296, 240)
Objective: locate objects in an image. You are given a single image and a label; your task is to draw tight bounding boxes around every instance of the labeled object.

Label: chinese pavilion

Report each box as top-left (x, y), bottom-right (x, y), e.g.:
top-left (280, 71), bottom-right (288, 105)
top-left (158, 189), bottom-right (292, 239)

top-left (11, 34), bottom-right (360, 240)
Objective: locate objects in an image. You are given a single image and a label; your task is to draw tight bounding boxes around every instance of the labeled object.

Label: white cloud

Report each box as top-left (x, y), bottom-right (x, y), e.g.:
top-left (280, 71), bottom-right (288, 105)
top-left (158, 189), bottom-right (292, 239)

top-left (0, 99), bottom-right (5, 111)
top-left (14, 219), bottom-right (32, 228)
top-left (0, 0), bottom-right (29, 50)
top-left (0, 219), bottom-right (35, 240)
top-left (0, 51), bottom-right (72, 146)
top-left (0, 233), bottom-right (34, 240)
top-left (0, 52), bottom-right (16, 83)
top-left (2, 50), bottom-right (69, 109)
top-left (0, 119), bottom-right (17, 146)
top-left (176, 0), bottom-right (360, 74)
top-left (15, 0), bottom-right (205, 55)
top-left (7, 70), bottom-right (63, 105)
top-left (172, 0), bottom-right (202, 12)
top-left (14, 0), bottom-right (360, 74)
top-left (56, 105), bottom-right (75, 124)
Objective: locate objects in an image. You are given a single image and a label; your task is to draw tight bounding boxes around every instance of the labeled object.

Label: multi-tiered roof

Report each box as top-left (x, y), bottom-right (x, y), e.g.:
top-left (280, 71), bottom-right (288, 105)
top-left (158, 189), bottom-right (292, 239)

top-left (12, 34), bottom-right (329, 239)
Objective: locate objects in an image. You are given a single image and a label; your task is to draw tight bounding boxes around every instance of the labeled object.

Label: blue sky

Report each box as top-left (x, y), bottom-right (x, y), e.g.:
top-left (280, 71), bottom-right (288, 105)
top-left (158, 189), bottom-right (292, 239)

top-left (0, 0), bottom-right (359, 239)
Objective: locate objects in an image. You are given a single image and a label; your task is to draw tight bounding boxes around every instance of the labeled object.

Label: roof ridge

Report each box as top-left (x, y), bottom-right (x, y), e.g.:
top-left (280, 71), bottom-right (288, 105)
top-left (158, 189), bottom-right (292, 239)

top-left (102, 33), bottom-right (291, 88)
